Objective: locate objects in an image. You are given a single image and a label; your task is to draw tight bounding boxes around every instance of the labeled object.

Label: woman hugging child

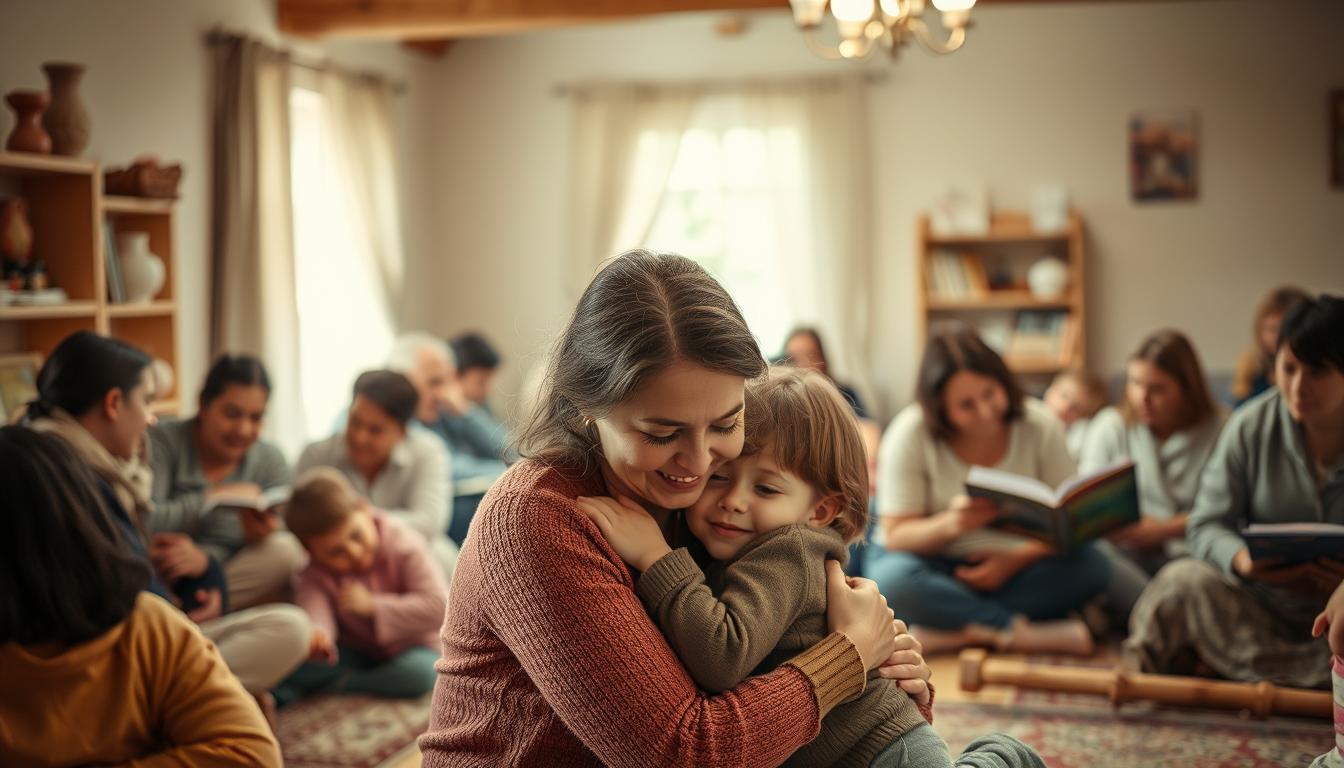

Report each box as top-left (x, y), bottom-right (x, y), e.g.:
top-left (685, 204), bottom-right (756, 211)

top-left (579, 367), bottom-right (1043, 768)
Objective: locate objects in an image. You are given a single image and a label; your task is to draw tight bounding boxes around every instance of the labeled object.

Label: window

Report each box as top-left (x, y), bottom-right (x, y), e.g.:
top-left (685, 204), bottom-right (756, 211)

top-left (289, 86), bottom-right (394, 441)
top-left (643, 94), bottom-right (810, 357)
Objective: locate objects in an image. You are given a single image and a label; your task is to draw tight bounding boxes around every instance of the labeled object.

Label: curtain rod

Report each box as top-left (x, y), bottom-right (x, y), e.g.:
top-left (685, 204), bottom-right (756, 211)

top-left (551, 70), bottom-right (888, 97)
top-left (206, 28), bottom-right (408, 95)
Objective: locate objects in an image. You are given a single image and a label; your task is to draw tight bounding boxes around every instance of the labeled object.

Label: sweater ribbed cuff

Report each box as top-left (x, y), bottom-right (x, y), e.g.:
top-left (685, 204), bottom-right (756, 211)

top-left (784, 632), bottom-right (866, 719)
top-left (635, 548), bottom-right (699, 607)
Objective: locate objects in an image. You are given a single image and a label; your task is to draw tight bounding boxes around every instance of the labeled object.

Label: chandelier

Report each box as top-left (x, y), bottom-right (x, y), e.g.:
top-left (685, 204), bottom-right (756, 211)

top-left (787, 0), bottom-right (976, 60)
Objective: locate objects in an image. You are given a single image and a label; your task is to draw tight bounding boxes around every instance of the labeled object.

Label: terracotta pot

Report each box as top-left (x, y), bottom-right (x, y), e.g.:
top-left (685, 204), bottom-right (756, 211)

top-left (4, 90), bottom-right (52, 154)
top-left (42, 62), bottom-right (90, 157)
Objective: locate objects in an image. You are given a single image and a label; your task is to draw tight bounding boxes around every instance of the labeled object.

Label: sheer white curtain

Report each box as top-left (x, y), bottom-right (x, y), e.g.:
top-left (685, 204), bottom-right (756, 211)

top-left (209, 34), bottom-right (304, 449)
top-left (566, 84), bottom-right (697, 298)
top-left (745, 77), bottom-right (874, 404)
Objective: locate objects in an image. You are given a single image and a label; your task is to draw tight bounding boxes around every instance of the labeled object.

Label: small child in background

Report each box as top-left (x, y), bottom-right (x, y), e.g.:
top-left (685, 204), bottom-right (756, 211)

top-left (273, 468), bottom-right (446, 706)
top-left (1232, 285), bottom-right (1309, 406)
top-left (579, 367), bottom-right (1043, 768)
top-left (1043, 368), bottom-right (1109, 459)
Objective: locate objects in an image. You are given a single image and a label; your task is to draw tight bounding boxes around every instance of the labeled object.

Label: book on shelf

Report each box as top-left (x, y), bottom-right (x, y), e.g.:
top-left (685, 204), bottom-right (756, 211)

top-left (928, 250), bottom-right (988, 300)
top-left (965, 460), bottom-right (1139, 550)
top-left (204, 485), bottom-right (291, 517)
top-left (103, 217), bottom-right (126, 303)
top-left (1242, 523), bottom-right (1344, 565)
top-left (1007, 310), bottom-right (1072, 361)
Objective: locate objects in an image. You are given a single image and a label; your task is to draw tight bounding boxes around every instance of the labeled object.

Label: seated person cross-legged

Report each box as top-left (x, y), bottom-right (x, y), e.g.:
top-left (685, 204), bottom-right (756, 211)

top-left (865, 329), bottom-right (1110, 656)
top-left (273, 468), bottom-right (447, 706)
top-left (1126, 295), bottom-right (1344, 689)
top-left (297, 369), bottom-right (458, 579)
top-left (149, 355), bottom-right (306, 610)
top-left (0, 426), bottom-right (281, 768)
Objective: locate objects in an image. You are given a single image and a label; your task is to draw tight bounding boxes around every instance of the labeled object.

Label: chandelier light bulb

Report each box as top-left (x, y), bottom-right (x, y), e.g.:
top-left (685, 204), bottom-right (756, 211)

top-left (788, 0), bottom-right (828, 27)
top-left (930, 0), bottom-right (976, 10)
top-left (878, 0), bottom-right (905, 19)
top-left (830, 0), bottom-right (876, 24)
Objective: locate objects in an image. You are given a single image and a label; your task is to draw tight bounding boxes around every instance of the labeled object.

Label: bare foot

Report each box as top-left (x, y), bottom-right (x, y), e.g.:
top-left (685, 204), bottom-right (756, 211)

top-left (909, 624), bottom-right (1000, 655)
top-left (996, 617), bottom-right (1096, 656)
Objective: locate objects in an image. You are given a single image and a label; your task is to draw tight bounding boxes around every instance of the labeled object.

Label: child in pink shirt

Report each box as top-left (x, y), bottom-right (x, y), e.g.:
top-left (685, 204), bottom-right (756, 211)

top-left (272, 467), bottom-right (447, 706)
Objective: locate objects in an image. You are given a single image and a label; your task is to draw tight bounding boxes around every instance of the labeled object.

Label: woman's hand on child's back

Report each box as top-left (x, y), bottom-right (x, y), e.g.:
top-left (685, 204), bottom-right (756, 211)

top-left (825, 561), bottom-right (897, 672)
top-left (577, 495), bottom-right (672, 572)
top-left (876, 620), bottom-right (933, 707)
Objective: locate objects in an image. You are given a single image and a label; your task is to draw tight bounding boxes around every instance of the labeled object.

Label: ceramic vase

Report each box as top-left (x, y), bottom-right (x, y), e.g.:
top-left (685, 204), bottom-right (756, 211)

top-left (118, 232), bottom-right (165, 302)
top-left (42, 62), bottom-right (90, 157)
top-left (4, 90), bottom-right (52, 154)
top-left (1027, 257), bottom-right (1069, 299)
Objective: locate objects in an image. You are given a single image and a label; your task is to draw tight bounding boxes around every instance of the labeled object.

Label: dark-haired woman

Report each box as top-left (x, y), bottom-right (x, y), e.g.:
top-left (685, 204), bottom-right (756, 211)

top-left (25, 331), bottom-right (309, 703)
top-left (0, 426), bottom-right (281, 766)
top-left (420, 251), bottom-right (938, 767)
top-left (865, 329), bottom-right (1110, 655)
top-left (784, 326), bottom-right (868, 419)
top-left (1126, 295), bottom-right (1344, 688)
top-left (1080, 330), bottom-right (1226, 624)
top-left (150, 354), bottom-right (305, 610)
top-left (296, 369), bottom-right (457, 577)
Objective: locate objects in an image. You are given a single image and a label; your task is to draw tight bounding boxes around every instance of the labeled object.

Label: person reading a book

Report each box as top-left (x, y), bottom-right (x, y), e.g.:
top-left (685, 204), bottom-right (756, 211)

top-left (1232, 285), bottom-right (1310, 407)
top-left (866, 329), bottom-right (1109, 655)
top-left (149, 355), bottom-right (305, 610)
top-left (271, 467), bottom-right (447, 706)
top-left (23, 331), bottom-right (310, 717)
top-left (1080, 330), bottom-right (1227, 626)
top-left (421, 251), bottom-right (933, 766)
top-left (0, 426), bottom-right (282, 767)
top-left (1043, 367), bottom-right (1109, 459)
top-left (577, 366), bottom-right (1043, 768)
top-left (296, 370), bottom-right (458, 579)
top-left (1126, 295), bottom-right (1344, 688)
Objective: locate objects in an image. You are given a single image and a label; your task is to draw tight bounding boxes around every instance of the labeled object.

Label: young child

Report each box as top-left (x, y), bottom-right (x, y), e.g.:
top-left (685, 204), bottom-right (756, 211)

top-left (579, 368), bottom-right (1043, 768)
top-left (1311, 583), bottom-right (1344, 768)
top-left (274, 467), bottom-right (446, 706)
top-left (1043, 367), bottom-right (1109, 459)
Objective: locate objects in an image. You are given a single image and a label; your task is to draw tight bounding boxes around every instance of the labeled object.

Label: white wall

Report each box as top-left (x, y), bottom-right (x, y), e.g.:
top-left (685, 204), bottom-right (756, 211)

top-left (0, 0), bottom-right (435, 400)
top-left (411, 0), bottom-right (1344, 422)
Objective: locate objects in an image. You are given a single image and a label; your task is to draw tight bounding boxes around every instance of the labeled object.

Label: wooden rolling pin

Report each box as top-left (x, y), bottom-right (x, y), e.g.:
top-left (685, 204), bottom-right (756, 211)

top-left (957, 648), bottom-right (1331, 719)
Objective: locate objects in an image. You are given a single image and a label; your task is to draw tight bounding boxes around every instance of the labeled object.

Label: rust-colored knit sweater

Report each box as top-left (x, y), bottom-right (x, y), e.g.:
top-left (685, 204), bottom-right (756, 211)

top-left (420, 460), bottom-right (932, 767)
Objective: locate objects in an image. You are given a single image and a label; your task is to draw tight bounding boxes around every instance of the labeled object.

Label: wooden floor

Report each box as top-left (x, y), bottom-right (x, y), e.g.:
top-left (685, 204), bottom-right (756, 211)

top-left (383, 650), bottom-right (1022, 768)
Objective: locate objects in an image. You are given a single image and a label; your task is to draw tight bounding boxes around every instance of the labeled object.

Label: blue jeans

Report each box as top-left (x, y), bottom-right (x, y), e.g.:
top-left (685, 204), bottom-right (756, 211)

top-left (272, 645), bottom-right (439, 707)
top-left (449, 492), bottom-right (485, 547)
top-left (871, 725), bottom-right (1045, 768)
top-left (865, 544), bottom-right (1110, 630)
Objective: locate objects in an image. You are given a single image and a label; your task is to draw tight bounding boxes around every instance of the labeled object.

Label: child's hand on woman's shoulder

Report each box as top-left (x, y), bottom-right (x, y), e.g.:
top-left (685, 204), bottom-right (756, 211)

top-left (577, 496), bottom-right (672, 572)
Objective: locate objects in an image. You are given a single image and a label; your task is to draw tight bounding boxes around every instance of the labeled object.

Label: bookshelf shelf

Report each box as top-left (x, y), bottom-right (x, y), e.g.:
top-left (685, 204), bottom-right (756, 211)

top-left (917, 210), bottom-right (1087, 380)
top-left (927, 292), bottom-right (1073, 311)
top-left (103, 196), bottom-right (174, 215)
top-left (0, 301), bottom-right (99, 320)
top-left (107, 300), bottom-right (176, 318)
top-left (150, 398), bottom-right (181, 416)
top-left (0, 158), bottom-right (178, 407)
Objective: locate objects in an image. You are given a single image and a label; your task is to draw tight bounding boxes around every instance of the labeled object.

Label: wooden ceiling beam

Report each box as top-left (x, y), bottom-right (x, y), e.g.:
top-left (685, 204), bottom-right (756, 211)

top-left (279, 0), bottom-right (788, 40)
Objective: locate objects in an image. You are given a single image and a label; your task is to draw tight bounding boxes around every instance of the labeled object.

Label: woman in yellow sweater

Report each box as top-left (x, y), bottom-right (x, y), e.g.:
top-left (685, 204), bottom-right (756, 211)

top-left (0, 426), bottom-right (281, 767)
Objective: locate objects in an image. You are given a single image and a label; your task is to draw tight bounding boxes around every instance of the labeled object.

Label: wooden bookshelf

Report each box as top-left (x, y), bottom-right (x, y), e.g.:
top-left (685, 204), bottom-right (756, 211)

top-left (0, 151), bottom-right (181, 416)
top-left (917, 210), bottom-right (1087, 380)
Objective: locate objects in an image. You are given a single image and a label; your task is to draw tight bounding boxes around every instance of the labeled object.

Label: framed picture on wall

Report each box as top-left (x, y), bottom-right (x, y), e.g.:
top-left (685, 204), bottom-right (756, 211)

top-left (0, 353), bottom-right (41, 423)
top-left (1129, 109), bottom-right (1198, 202)
top-left (1332, 90), bottom-right (1344, 189)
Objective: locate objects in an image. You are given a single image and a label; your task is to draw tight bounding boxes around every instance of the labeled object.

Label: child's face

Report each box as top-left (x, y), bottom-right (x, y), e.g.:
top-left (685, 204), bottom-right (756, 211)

top-left (1044, 378), bottom-right (1086, 425)
top-left (302, 507), bottom-right (380, 574)
top-left (687, 449), bottom-right (834, 560)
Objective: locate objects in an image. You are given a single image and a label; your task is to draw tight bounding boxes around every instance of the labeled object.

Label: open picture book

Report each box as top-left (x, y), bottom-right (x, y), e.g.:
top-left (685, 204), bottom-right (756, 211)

top-left (204, 485), bottom-right (291, 516)
top-left (1242, 523), bottom-right (1344, 565)
top-left (965, 460), bottom-right (1139, 550)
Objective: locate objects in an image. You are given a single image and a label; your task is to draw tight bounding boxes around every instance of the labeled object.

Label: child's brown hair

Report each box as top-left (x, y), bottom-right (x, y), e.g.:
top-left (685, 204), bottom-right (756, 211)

top-left (1050, 367), bottom-right (1109, 417)
top-left (743, 366), bottom-right (869, 542)
top-left (285, 467), bottom-right (363, 542)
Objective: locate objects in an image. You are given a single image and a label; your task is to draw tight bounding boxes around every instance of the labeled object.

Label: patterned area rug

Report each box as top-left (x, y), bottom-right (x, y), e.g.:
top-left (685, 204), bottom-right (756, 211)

top-left (276, 694), bottom-right (431, 768)
top-left (937, 691), bottom-right (1332, 767)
